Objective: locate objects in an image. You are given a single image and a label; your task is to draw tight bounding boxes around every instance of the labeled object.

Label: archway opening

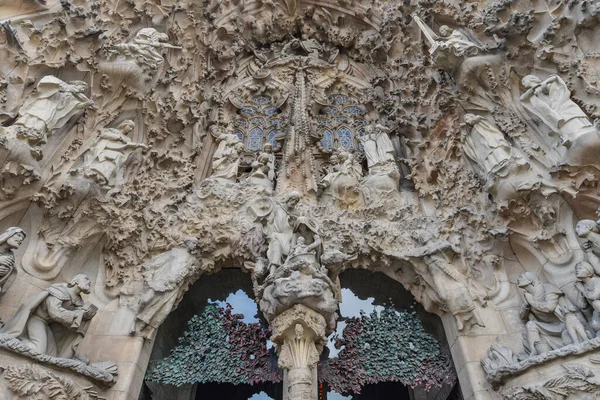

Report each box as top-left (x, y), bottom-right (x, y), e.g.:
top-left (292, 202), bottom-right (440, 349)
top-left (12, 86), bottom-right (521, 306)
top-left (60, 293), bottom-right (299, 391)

top-left (142, 269), bottom-right (460, 400)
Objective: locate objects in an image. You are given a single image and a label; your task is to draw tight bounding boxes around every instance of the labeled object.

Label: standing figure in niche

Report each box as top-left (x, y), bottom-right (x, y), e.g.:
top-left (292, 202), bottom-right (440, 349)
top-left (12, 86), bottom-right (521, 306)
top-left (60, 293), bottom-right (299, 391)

top-left (0, 274), bottom-right (97, 361)
top-left (521, 74), bottom-right (593, 147)
top-left (517, 272), bottom-right (589, 356)
top-left (72, 120), bottom-right (147, 188)
top-left (358, 124), bottom-right (396, 169)
top-left (0, 227), bottom-right (26, 297)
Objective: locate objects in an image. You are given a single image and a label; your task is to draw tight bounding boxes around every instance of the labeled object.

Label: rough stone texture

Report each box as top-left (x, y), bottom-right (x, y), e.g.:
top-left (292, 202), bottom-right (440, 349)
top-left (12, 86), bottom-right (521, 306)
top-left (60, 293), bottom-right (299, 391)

top-left (1, 0), bottom-right (600, 398)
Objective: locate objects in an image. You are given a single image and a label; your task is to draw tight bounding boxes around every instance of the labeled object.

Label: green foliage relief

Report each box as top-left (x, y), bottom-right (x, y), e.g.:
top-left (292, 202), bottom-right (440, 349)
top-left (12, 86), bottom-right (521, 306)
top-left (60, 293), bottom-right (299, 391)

top-left (146, 303), bottom-right (456, 394)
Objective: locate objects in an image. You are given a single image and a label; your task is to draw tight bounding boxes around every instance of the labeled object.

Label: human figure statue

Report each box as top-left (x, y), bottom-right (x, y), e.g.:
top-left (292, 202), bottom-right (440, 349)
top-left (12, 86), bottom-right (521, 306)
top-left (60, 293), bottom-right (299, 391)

top-left (247, 143), bottom-right (275, 191)
top-left (102, 28), bottom-right (181, 89)
top-left (14, 76), bottom-right (94, 136)
top-left (318, 150), bottom-right (363, 208)
top-left (517, 272), bottom-right (589, 356)
top-left (463, 114), bottom-right (517, 176)
top-left (0, 274), bottom-right (97, 361)
top-left (412, 15), bottom-right (482, 58)
top-left (520, 74), bottom-right (593, 147)
top-left (290, 237), bottom-right (314, 257)
top-left (71, 120), bottom-right (147, 188)
top-left (210, 136), bottom-right (245, 182)
top-left (109, 28), bottom-right (181, 73)
top-left (576, 219), bottom-right (600, 257)
top-left (358, 124), bottom-right (396, 169)
top-left (123, 238), bottom-right (203, 338)
top-left (385, 232), bottom-right (484, 331)
top-left (257, 192), bottom-right (301, 271)
top-left (0, 227), bottom-right (26, 297)
top-left (289, 216), bottom-right (323, 264)
top-left (263, 142), bottom-right (276, 181)
top-left (575, 261), bottom-right (600, 315)
top-left (4, 77), bottom-right (93, 161)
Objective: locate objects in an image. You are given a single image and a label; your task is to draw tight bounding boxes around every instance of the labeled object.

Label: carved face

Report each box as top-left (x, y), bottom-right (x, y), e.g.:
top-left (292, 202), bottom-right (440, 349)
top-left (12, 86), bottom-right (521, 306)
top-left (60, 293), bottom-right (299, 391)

top-left (287, 196), bottom-right (300, 208)
top-left (75, 276), bottom-right (92, 294)
top-left (576, 220), bottom-right (596, 237)
top-left (439, 25), bottom-right (452, 37)
top-left (576, 262), bottom-right (593, 279)
top-left (6, 232), bottom-right (25, 249)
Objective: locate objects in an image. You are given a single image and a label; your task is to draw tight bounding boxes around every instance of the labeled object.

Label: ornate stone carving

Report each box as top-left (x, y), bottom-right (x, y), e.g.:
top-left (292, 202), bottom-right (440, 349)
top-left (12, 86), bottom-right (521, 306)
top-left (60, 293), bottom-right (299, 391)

top-left (101, 28), bottom-right (181, 89)
top-left (120, 238), bottom-right (208, 339)
top-left (0, 227), bottom-right (25, 299)
top-left (518, 272), bottom-right (590, 357)
top-left (70, 120), bottom-right (148, 190)
top-left (0, 274), bottom-right (97, 360)
top-left (271, 305), bottom-right (326, 400)
top-left (521, 75), bottom-right (594, 148)
top-left (4, 0), bottom-right (600, 397)
top-left (4, 364), bottom-right (104, 399)
top-left (209, 133), bottom-right (245, 183)
top-left (0, 76), bottom-right (93, 198)
top-left (317, 150), bottom-right (363, 209)
top-left (502, 364), bottom-right (600, 400)
top-left (385, 232), bottom-right (484, 331)
top-left (412, 14), bottom-right (484, 70)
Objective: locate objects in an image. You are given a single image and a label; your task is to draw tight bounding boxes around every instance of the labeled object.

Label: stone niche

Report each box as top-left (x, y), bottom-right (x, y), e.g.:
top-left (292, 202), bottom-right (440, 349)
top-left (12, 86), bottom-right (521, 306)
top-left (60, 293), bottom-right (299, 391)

top-left (2, 0), bottom-right (600, 399)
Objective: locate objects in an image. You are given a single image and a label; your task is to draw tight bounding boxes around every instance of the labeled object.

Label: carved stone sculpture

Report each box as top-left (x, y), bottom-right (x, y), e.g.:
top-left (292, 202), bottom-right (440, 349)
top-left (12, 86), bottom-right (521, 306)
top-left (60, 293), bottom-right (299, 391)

top-left (385, 232), bottom-right (484, 331)
top-left (463, 114), bottom-right (518, 176)
top-left (0, 77), bottom-right (93, 198)
top-left (576, 219), bottom-right (600, 257)
top-left (121, 238), bottom-right (203, 339)
top-left (359, 124), bottom-right (400, 193)
top-left (102, 28), bottom-right (181, 88)
top-left (70, 120), bottom-right (147, 189)
top-left (517, 272), bottom-right (589, 357)
top-left (253, 192), bottom-right (301, 270)
top-left (246, 143), bottom-right (275, 192)
top-left (521, 74), bottom-right (594, 148)
top-left (412, 15), bottom-right (483, 69)
top-left (209, 134), bottom-right (245, 182)
top-left (0, 274), bottom-right (96, 361)
top-left (0, 227), bottom-right (25, 298)
top-left (271, 305), bottom-right (326, 400)
top-left (12, 76), bottom-right (93, 141)
top-left (318, 150), bottom-right (363, 209)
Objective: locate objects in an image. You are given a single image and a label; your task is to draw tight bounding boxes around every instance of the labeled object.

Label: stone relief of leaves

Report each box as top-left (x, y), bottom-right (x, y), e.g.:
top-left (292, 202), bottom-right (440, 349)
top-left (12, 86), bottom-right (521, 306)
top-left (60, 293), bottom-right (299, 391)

top-left (4, 364), bottom-right (103, 400)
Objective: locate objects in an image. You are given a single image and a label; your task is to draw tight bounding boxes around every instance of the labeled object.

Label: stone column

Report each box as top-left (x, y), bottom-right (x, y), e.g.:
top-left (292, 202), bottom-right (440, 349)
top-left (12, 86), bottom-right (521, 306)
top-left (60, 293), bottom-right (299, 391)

top-left (271, 304), bottom-right (326, 400)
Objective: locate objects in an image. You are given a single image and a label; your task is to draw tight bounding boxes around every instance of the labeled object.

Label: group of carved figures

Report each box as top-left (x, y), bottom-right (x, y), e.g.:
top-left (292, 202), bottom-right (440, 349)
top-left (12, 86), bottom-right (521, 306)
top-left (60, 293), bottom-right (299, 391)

top-left (0, 26), bottom-right (181, 369)
top-left (0, 225), bottom-right (97, 363)
top-left (208, 121), bottom-right (401, 208)
top-left (0, 28), bottom-right (177, 198)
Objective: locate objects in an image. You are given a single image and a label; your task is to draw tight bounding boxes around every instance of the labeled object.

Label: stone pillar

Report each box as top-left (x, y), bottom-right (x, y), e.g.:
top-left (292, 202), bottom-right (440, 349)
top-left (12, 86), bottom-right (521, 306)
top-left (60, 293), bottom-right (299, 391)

top-left (271, 305), bottom-right (326, 400)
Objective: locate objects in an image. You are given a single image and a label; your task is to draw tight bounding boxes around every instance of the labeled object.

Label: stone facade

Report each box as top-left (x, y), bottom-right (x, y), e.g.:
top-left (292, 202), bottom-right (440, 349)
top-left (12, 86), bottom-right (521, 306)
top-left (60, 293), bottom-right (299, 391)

top-left (1, 0), bottom-right (600, 399)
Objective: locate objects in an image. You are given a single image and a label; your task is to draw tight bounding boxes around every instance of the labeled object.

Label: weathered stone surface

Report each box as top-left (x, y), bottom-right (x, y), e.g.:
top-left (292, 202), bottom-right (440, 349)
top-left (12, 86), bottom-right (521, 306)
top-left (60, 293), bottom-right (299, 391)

top-left (1, 0), bottom-right (600, 398)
